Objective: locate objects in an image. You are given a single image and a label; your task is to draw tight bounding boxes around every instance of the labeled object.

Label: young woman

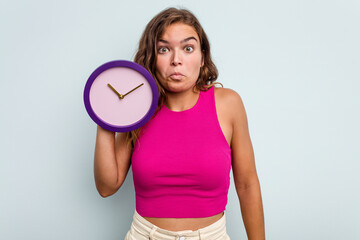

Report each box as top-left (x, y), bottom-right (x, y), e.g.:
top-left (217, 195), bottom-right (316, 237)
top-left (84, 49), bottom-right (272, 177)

top-left (94, 7), bottom-right (265, 240)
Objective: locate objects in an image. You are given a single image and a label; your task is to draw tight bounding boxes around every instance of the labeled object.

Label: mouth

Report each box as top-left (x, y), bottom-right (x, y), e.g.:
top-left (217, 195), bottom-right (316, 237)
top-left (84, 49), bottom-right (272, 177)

top-left (170, 73), bottom-right (184, 80)
top-left (169, 73), bottom-right (184, 80)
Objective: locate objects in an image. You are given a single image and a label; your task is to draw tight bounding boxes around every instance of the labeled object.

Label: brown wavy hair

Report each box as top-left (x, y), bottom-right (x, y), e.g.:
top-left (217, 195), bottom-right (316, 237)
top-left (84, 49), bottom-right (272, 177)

top-left (125, 7), bottom-right (223, 149)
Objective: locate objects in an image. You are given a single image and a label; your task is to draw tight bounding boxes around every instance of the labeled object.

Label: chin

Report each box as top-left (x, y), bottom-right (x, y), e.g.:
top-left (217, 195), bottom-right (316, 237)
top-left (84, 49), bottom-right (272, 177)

top-left (166, 85), bottom-right (196, 94)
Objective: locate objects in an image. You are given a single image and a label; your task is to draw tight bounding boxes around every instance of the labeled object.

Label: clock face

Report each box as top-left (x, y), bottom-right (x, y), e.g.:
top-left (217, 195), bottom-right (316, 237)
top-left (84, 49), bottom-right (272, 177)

top-left (84, 60), bottom-right (158, 132)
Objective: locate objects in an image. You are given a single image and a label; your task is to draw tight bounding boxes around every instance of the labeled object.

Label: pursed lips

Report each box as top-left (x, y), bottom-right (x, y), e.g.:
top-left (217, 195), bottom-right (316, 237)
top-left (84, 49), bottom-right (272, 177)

top-left (169, 72), bottom-right (184, 80)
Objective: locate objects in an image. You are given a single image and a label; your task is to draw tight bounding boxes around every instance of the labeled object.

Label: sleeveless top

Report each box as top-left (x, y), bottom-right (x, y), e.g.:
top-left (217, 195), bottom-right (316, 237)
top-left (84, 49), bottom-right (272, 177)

top-left (131, 86), bottom-right (232, 218)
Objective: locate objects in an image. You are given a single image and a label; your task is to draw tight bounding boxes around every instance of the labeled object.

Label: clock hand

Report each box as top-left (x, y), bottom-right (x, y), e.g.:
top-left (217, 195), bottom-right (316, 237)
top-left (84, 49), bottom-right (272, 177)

top-left (107, 83), bottom-right (124, 99)
top-left (122, 83), bottom-right (144, 98)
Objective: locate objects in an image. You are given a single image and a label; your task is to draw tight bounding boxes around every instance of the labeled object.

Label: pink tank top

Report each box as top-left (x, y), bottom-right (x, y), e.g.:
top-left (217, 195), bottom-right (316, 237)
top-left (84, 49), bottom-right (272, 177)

top-left (131, 86), bottom-right (232, 218)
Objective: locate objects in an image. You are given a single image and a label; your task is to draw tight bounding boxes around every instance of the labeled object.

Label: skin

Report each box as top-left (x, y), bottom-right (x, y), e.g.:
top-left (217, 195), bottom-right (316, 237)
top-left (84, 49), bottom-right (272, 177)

top-left (94, 22), bottom-right (265, 239)
top-left (155, 22), bottom-right (204, 111)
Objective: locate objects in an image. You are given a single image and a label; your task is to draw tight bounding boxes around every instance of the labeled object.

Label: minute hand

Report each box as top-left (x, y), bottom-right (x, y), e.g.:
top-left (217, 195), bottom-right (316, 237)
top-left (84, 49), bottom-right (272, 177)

top-left (122, 83), bottom-right (144, 98)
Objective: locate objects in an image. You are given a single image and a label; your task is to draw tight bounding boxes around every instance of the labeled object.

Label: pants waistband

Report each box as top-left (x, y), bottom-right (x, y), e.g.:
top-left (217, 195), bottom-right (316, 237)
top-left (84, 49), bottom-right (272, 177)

top-left (132, 210), bottom-right (227, 240)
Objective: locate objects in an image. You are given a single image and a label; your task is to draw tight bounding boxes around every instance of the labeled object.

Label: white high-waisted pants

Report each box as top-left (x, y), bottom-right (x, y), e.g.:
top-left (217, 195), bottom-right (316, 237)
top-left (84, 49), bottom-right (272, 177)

top-left (124, 210), bottom-right (231, 240)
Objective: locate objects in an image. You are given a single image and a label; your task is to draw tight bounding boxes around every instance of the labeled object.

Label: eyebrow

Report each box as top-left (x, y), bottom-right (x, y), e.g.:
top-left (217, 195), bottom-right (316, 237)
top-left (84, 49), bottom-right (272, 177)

top-left (158, 36), bottom-right (198, 44)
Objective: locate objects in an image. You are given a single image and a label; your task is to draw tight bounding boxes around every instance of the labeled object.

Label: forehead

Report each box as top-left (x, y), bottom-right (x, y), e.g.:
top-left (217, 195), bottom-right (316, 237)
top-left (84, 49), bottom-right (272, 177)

top-left (159, 23), bottom-right (199, 41)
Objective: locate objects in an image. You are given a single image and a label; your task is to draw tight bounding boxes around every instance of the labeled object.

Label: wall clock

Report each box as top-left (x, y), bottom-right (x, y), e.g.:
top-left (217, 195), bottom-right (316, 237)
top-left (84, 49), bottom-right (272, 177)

top-left (84, 60), bottom-right (158, 132)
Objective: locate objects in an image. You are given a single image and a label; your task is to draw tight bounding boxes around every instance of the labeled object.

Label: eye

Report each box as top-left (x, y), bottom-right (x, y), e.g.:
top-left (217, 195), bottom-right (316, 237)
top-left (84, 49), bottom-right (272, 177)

top-left (158, 47), bottom-right (169, 53)
top-left (184, 46), bottom-right (194, 52)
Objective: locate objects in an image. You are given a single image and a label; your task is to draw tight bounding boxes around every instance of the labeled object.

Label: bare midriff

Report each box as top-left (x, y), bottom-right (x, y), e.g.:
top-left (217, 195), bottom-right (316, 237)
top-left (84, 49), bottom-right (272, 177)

top-left (143, 211), bottom-right (224, 231)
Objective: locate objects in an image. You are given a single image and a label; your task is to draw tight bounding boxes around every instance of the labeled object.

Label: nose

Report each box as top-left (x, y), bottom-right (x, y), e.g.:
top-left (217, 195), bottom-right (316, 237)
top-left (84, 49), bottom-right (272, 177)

top-left (171, 50), bottom-right (182, 66)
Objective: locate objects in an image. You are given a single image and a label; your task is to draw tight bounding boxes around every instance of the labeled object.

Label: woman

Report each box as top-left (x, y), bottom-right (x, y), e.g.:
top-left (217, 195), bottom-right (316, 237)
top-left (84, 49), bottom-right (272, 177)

top-left (94, 7), bottom-right (265, 240)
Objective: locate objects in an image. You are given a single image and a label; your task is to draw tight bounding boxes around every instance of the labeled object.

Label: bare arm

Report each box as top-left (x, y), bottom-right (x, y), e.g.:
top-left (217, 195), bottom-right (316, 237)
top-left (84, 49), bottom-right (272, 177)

top-left (94, 125), bottom-right (132, 197)
top-left (229, 90), bottom-right (265, 240)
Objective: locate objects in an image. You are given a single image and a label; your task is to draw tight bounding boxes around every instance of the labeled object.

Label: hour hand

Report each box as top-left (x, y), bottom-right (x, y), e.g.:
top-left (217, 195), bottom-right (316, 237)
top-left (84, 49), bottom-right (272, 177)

top-left (107, 84), bottom-right (124, 99)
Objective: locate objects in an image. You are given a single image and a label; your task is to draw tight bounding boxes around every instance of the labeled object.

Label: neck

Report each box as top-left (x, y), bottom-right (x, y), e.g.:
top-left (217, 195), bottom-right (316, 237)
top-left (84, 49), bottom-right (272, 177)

top-left (164, 87), bottom-right (200, 112)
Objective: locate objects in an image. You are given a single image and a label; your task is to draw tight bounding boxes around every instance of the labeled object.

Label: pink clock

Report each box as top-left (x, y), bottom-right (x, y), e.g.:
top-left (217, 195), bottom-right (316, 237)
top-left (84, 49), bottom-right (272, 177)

top-left (84, 60), bottom-right (159, 132)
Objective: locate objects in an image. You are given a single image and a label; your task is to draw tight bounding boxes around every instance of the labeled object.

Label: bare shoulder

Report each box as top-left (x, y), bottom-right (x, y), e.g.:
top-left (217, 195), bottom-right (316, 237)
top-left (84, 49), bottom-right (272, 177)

top-left (213, 87), bottom-right (246, 146)
top-left (214, 87), bottom-right (245, 123)
top-left (213, 86), bottom-right (241, 102)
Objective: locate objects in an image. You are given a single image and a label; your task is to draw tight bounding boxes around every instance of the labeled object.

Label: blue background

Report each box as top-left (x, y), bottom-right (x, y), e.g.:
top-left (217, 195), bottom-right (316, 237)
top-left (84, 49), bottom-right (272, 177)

top-left (1, 0), bottom-right (359, 239)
